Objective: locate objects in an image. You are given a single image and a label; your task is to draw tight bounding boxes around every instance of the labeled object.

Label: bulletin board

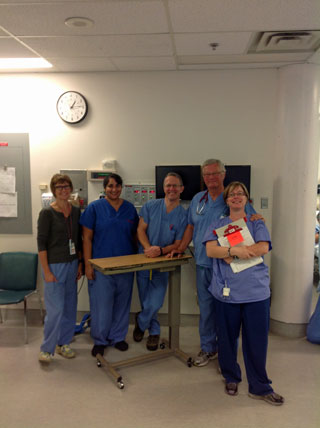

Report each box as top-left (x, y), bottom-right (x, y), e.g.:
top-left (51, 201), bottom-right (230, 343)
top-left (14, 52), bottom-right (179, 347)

top-left (0, 133), bottom-right (32, 234)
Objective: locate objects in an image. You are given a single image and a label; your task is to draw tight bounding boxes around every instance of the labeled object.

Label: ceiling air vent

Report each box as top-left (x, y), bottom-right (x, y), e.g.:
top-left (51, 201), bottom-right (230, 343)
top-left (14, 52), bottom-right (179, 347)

top-left (250, 31), bottom-right (320, 53)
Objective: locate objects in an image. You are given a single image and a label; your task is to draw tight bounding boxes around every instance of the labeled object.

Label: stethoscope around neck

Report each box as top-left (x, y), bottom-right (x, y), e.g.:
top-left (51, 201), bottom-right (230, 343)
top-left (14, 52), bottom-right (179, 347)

top-left (196, 190), bottom-right (209, 215)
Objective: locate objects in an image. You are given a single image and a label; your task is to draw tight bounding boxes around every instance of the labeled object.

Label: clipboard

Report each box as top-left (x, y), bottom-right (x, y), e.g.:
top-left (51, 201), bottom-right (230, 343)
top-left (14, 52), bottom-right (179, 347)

top-left (214, 218), bottom-right (263, 273)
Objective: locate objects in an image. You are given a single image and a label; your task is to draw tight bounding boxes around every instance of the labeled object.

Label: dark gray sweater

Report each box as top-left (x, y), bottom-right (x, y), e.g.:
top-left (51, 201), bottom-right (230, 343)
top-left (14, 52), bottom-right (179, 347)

top-left (37, 206), bottom-right (82, 264)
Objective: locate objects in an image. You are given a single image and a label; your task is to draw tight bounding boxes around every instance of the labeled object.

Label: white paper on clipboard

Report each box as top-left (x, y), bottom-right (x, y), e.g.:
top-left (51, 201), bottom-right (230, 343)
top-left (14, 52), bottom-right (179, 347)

top-left (215, 218), bottom-right (263, 273)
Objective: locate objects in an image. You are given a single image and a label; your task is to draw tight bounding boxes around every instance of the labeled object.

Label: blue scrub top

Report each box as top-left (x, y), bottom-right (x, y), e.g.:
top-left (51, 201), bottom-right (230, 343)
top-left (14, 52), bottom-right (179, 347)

top-left (188, 191), bottom-right (256, 268)
top-left (80, 198), bottom-right (139, 259)
top-left (203, 217), bottom-right (271, 304)
top-left (138, 199), bottom-right (187, 253)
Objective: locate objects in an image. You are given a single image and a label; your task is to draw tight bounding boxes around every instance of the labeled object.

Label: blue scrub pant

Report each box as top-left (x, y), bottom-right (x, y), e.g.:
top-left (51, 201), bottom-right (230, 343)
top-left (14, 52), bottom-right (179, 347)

top-left (40, 260), bottom-right (78, 355)
top-left (214, 297), bottom-right (273, 396)
top-left (196, 265), bottom-right (218, 353)
top-left (136, 270), bottom-right (168, 335)
top-left (88, 270), bottom-right (134, 346)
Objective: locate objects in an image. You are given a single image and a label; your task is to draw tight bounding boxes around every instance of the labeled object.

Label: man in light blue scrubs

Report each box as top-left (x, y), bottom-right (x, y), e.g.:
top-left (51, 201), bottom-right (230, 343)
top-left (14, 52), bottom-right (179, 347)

top-left (172, 159), bottom-right (256, 367)
top-left (133, 172), bottom-right (188, 351)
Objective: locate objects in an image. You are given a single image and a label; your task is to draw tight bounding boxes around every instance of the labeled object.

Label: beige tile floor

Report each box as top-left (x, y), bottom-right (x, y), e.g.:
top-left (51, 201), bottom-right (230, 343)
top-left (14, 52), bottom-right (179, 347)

top-left (1, 312), bottom-right (320, 428)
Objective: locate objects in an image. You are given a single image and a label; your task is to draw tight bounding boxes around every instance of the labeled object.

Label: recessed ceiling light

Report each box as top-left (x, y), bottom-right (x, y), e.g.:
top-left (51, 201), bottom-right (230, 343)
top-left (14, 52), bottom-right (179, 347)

top-left (0, 58), bottom-right (52, 69)
top-left (65, 17), bottom-right (94, 28)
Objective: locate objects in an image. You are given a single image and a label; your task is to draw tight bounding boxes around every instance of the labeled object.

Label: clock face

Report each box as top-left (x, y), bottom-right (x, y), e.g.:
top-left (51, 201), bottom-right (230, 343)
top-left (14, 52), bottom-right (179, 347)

top-left (57, 91), bottom-right (88, 124)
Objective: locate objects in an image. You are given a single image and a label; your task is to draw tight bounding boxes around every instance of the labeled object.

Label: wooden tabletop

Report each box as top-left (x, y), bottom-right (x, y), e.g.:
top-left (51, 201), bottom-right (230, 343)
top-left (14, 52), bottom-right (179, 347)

top-left (89, 253), bottom-right (192, 272)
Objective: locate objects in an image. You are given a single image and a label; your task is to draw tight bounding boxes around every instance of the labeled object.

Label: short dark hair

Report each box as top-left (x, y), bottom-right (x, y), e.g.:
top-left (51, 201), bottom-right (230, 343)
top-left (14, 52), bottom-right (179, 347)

top-left (164, 172), bottom-right (183, 185)
top-left (50, 174), bottom-right (73, 197)
top-left (223, 181), bottom-right (249, 202)
top-left (103, 173), bottom-right (123, 188)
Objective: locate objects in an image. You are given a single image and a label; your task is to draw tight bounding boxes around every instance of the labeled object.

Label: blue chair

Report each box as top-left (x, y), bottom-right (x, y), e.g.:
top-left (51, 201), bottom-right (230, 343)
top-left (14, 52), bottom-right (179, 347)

top-left (0, 252), bottom-right (43, 343)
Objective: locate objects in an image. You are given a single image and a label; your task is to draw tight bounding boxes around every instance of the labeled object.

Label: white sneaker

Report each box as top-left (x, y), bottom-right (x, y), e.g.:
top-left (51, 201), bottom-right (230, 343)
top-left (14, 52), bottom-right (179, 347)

top-left (56, 344), bottom-right (76, 359)
top-left (193, 350), bottom-right (217, 367)
top-left (38, 351), bottom-right (52, 363)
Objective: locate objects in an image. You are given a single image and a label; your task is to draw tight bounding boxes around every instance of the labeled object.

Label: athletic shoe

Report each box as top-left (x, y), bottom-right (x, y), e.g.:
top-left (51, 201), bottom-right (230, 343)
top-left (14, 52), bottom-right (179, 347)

top-left (146, 334), bottom-right (160, 351)
top-left (193, 350), bottom-right (217, 367)
top-left (38, 351), bottom-right (52, 363)
top-left (248, 391), bottom-right (284, 406)
top-left (56, 344), bottom-right (75, 359)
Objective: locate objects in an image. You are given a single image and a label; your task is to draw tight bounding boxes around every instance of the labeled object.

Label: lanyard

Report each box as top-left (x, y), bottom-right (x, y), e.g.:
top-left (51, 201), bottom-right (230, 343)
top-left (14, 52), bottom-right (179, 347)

top-left (64, 211), bottom-right (72, 240)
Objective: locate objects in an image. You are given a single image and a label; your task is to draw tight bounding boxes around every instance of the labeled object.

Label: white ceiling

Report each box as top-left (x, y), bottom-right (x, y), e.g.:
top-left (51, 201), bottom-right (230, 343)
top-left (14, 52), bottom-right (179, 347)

top-left (0, 0), bottom-right (320, 73)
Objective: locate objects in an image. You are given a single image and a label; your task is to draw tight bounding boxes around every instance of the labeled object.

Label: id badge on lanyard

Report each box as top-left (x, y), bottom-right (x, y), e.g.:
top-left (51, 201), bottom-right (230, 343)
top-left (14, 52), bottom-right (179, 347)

top-left (69, 239), bottom-right (76, 255)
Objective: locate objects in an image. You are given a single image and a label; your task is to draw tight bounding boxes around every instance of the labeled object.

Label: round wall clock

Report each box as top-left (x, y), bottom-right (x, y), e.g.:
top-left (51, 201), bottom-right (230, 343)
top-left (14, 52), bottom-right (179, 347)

top-left (56, 91), bottom-right (88, 124)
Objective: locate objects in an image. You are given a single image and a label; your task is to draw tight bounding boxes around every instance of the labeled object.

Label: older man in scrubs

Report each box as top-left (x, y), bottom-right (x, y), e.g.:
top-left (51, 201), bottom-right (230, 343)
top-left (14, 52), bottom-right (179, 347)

top-left (171, 159), bottom-right (257, 367)
top-left (133, 172), bottom-right (188, 351)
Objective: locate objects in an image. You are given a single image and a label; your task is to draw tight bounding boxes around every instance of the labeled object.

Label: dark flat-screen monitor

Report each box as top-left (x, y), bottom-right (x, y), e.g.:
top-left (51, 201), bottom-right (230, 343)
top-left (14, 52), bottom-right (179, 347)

top-left (224, 165), bottom-right (251, 195)
top-left (156, 164), bottom-right (251, 200)
top-left (155, 165), bottom-right (202, 200)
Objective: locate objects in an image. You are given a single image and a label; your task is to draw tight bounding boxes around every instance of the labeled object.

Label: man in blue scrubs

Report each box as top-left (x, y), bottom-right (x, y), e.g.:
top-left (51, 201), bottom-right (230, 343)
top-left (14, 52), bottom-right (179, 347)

top-left (133, 173), bottom-right (188, 351)
top-left (172, 159), bottom-right (256, 366)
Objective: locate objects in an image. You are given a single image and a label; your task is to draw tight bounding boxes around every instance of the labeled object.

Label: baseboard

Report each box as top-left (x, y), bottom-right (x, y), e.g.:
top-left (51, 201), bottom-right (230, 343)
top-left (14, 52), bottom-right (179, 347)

top-left (270, 318), bottom-right (307, 338)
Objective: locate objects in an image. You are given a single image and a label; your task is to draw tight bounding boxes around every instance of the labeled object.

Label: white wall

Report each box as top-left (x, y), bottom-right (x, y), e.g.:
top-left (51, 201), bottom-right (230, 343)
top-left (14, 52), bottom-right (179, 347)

top-left (0, 69), bottom-right (277, 313)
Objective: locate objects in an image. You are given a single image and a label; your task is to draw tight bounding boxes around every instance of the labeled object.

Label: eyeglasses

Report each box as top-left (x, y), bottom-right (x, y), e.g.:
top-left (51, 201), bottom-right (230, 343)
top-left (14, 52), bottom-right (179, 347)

top-left (164, 184), bottom-right (182, 189)
top-left (228, 192), bottom-right (245, 198)
top-left (55, 185), bottom-right (71, 190)
top-left (203, 172), bottom-right (223, 177)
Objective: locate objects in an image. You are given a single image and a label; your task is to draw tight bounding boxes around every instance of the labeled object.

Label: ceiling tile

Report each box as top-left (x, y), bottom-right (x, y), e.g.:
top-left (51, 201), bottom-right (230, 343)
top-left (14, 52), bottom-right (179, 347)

top-left (0, 37), bottom-right (37, 57)
top-left (21, 34), bottom-right (174, 58)
top-left (0, 0), bottom-right (168, 36)
top-left (178, 52), bottom-right (311, 65)
top-left (308, 47), bottom-right (320, 64)
top-left (48, 57), bottom-right (118, 72)
top-left (174, 32), bottom-right (253, 55)
top-left (112, 56), bottom-right (176, 71)
top-left (168, 0), bottom-right (320, 32)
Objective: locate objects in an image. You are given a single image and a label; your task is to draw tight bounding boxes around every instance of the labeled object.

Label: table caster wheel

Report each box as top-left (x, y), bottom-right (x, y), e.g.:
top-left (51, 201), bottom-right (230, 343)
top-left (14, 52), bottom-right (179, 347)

top-left (187, 357), bottom-right (193, 367)
top-left (118, 381), bottom-right (124, 389)
top-left (97, 360), bottom-right (102, 367)
top-left (160, 342), bottom-right (165, 350)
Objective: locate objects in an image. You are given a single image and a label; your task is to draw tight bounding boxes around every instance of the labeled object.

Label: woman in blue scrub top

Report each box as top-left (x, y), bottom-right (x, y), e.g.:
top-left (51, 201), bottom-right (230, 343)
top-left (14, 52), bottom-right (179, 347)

top-left (203, 181), bottom-right (284, 406)
top-left (81, 173), bottom-right (139, 357)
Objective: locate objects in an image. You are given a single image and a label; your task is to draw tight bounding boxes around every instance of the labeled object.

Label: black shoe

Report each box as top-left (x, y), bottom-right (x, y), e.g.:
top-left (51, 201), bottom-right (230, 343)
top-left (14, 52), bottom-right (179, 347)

top-left (91, 345), bottom-right (105, 357)
top-left (146, 334), bottom-right (160, 351)
top-left (133, 312), bottom-right (144, 342)
top-left (114, 341), bottom-right (129, 352)
top-left (225, 382), bottom-right (238, 396)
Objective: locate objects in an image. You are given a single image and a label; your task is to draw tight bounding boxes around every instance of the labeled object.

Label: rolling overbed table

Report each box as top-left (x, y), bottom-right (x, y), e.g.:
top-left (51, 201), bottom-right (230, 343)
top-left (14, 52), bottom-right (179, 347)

top-left (89, 253), bottom-right (192, 389)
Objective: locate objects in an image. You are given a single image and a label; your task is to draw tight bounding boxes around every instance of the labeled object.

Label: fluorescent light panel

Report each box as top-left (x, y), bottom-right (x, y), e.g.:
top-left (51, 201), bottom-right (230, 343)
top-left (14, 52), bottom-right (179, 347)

top-left (0, 58), bottom-right (52, 69)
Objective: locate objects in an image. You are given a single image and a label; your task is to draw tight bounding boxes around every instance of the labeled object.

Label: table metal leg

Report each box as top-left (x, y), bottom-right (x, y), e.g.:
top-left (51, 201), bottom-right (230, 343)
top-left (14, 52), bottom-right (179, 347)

top-left (94, 263), bottom-right (193, 389)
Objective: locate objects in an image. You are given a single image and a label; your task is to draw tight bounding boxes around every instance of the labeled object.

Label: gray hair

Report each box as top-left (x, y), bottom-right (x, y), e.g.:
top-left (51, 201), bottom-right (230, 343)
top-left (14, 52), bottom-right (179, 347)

top-left (202, 159), bottom-right (226, 173)
top-left (164, 172), bottom-right (183, 185)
